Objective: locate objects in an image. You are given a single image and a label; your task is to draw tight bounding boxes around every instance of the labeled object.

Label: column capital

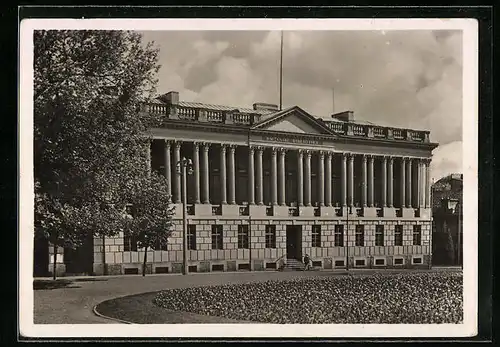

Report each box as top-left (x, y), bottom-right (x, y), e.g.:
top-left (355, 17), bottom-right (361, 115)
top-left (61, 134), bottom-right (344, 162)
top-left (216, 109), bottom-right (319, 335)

top-left (325, 151), bottom-right (333, 159)
top-left (297, 148), bottom-right (305, 156)
top-left (173, 140), bottom-right (182, 149)
top-left (305, 149), bottom-right (312, 158)
top-left (362, 154), bottom-right (368, 162)
top-left (271, 147), bottom-right (278, 156)
top-left (278, 147), bottom-right (287, 154)
top-left (202, 142), bottom-right (211, 151)
top-left (220, 144), bottom-right (226, 152)
top-left (228, 144), bottom-right (237, 153)
top-left (193, 141), bottom-right (200, 149)
top-left (248, 146), bottom-right (255, 154)
top-left (318, 150), bottom-right (325, 159)
top-left (164, 139), bottom-right (173, 147)
top-left (255, 145), bottom-right (264, 153)
top-left (342, 152), bottom-right (351, 158)
top-left (348, 154), bottom-right (355, 162)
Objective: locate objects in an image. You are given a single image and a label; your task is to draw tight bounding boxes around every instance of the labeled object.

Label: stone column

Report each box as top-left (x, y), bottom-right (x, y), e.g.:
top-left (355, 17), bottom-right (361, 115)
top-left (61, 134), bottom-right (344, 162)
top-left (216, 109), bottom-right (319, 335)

top-left (381, 156), bottom-right (387, 207)
top-left (348, 154), bottom-right (354, 208)
top-left (297, 150), bottom-right (304, 206)
top-left (228, 145), bottom-right (236, 205)
top-left (425, 159), bottom-right (431, 208)
top-left (220, 145), bottom-right (227, 204)
top-left (271, 147), bottom-right (278, 206)
top-left (279, 148), bottom-right (286, 206)
top-left (362, 154), bottom-right (367, 207)
top-left (305, 150), bottom-right (312, 206)
top-left (368, 155), bottom-right (374, 207)
top-left (192, 142), bottom-right (200, 204)
top-left (202, 143), bottom-right (210, 204)
top-left (164, 140), bottom-right (172, 198)
top-left (341, 153), bottom-right (347, 207)
top-left (417, 159), bottom-right (423, 208)
top-left (400, 157), bottom-right (406, 208)
top-left (406, 158), bottom-right (412, 208)
top-left (256, 147), bottom-right (264, 205)
top-left (388, 156), bottom-right (394, 207)
top-left (325, 152), bottom-right (332, 206)
top-left (174, 141), bottom-right (181, 203)
top-left (248, 146), bottom-right (255, 205)
top-left (318, 151), bottom-right (325, 206)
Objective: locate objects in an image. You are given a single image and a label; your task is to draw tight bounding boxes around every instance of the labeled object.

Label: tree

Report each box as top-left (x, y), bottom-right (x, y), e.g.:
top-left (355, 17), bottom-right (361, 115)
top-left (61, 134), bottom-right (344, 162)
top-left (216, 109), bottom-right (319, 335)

top-left (34, 30), bottom-right (163, 278)
top-left (125, 172), bottom-right (176, 276)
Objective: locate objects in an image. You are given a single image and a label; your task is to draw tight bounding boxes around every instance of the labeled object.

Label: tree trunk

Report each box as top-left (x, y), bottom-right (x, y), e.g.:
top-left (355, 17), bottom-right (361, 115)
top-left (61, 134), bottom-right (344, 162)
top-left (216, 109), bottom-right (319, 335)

top-left (53, 243), bottom-right (57, 280)
top-left (142, 246), bottom-right (148, 277)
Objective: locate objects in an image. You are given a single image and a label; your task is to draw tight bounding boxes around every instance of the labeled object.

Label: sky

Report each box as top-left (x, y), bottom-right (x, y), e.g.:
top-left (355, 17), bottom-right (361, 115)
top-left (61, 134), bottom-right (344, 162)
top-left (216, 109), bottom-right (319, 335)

top-left (140, 30), bottom-right (463, 182)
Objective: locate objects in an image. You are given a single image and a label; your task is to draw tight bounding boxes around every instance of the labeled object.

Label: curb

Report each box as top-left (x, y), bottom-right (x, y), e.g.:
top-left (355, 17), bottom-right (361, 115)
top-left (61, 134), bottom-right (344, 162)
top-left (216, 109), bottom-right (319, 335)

top-left (92, 304), bottom-right (134, 325)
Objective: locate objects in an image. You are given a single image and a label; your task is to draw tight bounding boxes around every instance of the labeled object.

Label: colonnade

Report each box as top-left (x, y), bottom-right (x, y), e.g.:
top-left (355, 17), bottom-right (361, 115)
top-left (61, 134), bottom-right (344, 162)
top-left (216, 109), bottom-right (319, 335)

top-left (159, 140), bottom-right (432, 209)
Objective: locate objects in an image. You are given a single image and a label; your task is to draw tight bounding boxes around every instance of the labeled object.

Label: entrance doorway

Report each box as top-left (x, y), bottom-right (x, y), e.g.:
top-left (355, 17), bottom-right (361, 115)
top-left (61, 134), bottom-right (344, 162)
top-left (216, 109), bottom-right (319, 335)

top-left (64, 232), bottom-right (94, 275)
top-left (286, 225), bottom-right (302, 260)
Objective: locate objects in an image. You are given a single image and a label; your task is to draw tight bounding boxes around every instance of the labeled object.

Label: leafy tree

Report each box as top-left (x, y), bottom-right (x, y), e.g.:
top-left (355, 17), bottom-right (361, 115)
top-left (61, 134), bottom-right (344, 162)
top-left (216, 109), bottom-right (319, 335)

top-left (34, 30), bottom-right (164, 278)
top-left (125, 171), bottom-right (176, 276)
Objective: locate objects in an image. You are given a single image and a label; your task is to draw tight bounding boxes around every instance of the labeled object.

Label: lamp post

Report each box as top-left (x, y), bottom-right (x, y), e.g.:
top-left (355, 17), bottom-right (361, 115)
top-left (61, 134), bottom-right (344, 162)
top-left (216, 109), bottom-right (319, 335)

top-left (176, 157), bottom-right (194, 275)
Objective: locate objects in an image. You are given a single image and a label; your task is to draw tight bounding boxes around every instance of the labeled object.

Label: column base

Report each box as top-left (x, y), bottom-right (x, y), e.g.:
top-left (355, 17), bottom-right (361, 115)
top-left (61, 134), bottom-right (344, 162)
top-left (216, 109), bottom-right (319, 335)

top-left (419, 208), bottom-right (431, 219)
top-left (249, 205), bottom-right (267, 217)
top-left (320, 206), bottom-right (336, 217)
top-left (382, 207), bottom-right (396, 218)
top-left (221, 204), bottom-right (240, 216)
top-left (402, 208), bottom-right (415, 218)
top-left (273, 205), bottom-right (290, 217)
top-left (194, 203), bottom-right (213, 216)
top-left (299, 206), bottom-right (315, 217)
top-left (363, 207), bottom-right (379, 218)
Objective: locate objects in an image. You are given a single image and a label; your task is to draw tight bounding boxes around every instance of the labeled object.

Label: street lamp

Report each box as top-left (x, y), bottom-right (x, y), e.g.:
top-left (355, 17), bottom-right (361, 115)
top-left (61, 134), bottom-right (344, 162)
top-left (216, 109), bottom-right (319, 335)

top-left (176, 157), bottom-right (194, 275)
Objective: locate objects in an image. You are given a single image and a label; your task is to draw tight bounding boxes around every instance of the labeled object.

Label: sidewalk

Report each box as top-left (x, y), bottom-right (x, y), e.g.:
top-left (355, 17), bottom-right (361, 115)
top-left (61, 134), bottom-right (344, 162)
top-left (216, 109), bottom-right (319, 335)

top-left (33, 267), bottom-right (462, 324)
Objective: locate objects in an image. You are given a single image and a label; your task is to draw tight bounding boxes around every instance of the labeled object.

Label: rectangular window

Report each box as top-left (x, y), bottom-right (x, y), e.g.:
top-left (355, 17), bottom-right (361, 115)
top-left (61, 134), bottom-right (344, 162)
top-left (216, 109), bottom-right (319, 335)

top-left (394, 225), bottom-right (403, 246)
top-left (334, 225), bottom-right (344, 247)
top-left (312, 225), bottom-right (322, 248)
top-left (123, 232), bottom-right (138, 252)
top-left (211, 225), bottom-right (223, 250)
top-left (355, 225), bottom-right (364, 246)
top-left (238, 225), bottom-right (249, 249)
top-left (154, 238), bottom-right (168, 251)
top-left (413, 225), bottom-right (422, 245)
top-left (188, 225), bottom-right (197, 250)
top-left (375, 225), bottom-right (385, 246)
top-left (265, 225), bottom-right (276, 249)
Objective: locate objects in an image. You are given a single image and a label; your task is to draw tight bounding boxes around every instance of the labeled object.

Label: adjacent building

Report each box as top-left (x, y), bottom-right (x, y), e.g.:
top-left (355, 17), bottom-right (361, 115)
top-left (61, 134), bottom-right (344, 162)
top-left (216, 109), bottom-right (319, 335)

top-left (431, 174), bottom-right (463, 266)
top-left (43, 91), bottom-right (439, 276)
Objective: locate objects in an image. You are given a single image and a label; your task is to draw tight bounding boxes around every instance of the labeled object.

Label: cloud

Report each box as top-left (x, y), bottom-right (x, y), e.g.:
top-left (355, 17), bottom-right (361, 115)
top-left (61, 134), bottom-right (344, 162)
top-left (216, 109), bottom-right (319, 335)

top-left (140, 29), bottom-right (463, 177)
top-left (431, 141), bottom-right (462, 182)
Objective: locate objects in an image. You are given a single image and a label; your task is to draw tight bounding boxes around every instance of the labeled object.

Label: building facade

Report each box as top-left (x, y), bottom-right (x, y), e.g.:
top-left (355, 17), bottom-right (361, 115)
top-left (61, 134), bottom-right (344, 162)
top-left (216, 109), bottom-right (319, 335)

top-left (431, 174), bottom-right (463, 266)
top-left (46, 91), bottom-right (439, 276)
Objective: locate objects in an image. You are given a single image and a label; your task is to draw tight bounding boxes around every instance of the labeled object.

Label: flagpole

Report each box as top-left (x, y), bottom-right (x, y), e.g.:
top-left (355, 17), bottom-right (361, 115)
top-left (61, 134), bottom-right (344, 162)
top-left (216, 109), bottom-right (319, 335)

top-left (279, 30), bottom-right (284, 111)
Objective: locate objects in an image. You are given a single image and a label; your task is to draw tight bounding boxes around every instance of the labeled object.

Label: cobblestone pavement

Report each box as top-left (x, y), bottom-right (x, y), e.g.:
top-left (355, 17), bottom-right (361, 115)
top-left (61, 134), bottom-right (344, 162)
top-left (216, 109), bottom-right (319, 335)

top-left (33, 267), bottom-right (460, 324)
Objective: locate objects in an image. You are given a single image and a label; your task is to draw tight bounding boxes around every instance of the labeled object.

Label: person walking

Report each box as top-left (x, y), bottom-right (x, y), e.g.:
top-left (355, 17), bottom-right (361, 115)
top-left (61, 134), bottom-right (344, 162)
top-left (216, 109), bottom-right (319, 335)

top-left (303, 254), bottom-right (311, 271)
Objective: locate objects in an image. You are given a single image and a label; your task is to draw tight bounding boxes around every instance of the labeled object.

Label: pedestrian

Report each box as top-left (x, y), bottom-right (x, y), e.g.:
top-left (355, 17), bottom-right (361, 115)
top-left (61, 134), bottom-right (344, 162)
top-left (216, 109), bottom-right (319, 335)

top-left (303, 254), bottom-right (311, 271)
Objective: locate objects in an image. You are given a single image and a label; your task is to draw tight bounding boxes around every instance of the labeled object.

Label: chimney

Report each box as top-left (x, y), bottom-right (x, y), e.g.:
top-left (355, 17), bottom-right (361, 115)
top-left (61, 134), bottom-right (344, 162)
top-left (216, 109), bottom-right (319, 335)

top-left (253, 102), bottom-right (279, 112)
top-left (158, 91), bottom-right (179, 105)
top-left (331, 110), bottom-right (354, 122)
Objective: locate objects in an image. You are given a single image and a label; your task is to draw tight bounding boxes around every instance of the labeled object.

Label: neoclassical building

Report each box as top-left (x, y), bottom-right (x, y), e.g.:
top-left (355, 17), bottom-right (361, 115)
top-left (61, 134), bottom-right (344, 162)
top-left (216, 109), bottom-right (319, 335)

top-left (44, 91), bottom-right (438, 276)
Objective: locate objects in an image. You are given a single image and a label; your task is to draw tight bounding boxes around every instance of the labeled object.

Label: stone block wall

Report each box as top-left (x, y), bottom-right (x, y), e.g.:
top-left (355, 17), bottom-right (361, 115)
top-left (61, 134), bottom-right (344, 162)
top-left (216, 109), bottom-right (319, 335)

top-left (88, 218), bottom-right (432, 275)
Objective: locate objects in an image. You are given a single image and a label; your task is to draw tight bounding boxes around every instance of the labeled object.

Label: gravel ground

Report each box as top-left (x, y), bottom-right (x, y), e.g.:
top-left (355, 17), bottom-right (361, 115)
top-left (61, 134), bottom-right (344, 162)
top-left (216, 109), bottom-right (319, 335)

top-left (153, 271), bottom-right (463, 324)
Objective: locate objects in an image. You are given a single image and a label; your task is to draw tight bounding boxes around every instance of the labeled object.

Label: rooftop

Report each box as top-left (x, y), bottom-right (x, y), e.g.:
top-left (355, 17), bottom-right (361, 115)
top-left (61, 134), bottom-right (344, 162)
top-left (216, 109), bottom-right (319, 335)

top-left (144, 91), bottom-right (435, 145)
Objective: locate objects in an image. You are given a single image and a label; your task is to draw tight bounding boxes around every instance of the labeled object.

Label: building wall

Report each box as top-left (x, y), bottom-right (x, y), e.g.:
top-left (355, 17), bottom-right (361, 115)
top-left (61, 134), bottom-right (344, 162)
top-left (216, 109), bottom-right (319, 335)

top-left (87, 217), bottom-right (431, 276)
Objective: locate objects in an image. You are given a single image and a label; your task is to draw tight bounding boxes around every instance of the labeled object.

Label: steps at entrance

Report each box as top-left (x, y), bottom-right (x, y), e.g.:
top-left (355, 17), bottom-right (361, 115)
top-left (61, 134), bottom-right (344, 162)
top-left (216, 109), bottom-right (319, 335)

top-left (280, 258), bottom-right (306, 271)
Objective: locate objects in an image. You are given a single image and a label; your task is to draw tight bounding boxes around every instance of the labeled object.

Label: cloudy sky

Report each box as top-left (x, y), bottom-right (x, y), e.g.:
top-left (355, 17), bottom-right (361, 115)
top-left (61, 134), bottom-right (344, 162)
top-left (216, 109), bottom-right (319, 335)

top-left (140, 30), bottom-right (463, 182)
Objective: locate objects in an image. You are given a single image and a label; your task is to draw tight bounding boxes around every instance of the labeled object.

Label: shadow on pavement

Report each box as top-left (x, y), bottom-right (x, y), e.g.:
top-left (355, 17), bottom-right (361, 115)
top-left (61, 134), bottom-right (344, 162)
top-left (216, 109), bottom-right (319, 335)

top-left (33, 279), bottom-right (82, 290)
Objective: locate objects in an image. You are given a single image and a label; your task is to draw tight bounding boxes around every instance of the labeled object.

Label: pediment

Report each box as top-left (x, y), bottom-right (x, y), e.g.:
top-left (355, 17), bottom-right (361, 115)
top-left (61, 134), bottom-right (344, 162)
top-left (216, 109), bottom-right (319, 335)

top-left (252, 107), bottom-right (333, 135)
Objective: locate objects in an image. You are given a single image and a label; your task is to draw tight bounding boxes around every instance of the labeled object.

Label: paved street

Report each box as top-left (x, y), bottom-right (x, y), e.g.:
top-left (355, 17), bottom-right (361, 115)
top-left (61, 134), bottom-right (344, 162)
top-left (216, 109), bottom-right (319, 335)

top-left (33, 267), bottom-right (460, 324)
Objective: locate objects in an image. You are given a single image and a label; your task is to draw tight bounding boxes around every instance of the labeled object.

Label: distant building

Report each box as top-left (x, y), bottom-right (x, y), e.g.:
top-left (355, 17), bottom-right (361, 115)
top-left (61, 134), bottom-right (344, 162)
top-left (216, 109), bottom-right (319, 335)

top-left (431, 174), bottom-right (463, 266)
top-left (40, 90), bottom-right (439, 277)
